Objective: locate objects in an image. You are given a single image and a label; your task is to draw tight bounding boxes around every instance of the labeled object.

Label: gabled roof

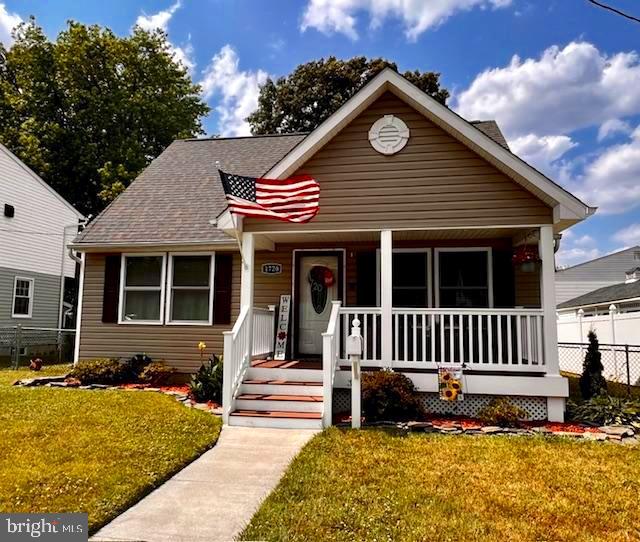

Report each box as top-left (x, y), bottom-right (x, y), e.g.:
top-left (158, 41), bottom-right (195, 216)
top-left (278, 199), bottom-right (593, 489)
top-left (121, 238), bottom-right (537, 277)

top-left (558, 280), bottom-right (640, 310)
top-left (262, 68), bottom-right (593, 229)
top-left (0, 142), bottom-right (83, 219)
top-left (73, 134), bottom-right (306, 247)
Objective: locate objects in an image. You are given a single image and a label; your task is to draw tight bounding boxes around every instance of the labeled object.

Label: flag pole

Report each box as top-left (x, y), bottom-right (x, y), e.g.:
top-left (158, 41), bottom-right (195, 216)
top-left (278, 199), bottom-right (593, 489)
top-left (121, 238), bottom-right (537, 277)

top-left (216, 160), bottom-right (246, 266)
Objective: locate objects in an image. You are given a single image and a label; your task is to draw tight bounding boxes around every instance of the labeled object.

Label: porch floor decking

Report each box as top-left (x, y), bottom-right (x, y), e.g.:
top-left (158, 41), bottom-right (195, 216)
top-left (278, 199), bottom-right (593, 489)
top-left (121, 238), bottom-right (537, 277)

top-left (251, 359), bottom-right (322, 370)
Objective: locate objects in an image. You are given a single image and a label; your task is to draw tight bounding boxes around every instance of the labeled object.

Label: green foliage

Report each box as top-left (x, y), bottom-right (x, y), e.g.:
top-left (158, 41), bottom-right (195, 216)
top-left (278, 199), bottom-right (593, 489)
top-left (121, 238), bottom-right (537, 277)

top-left (477, 397), bottom-right (529, 427)
top-left (0, 19), bottom-right (209, 215)
top-left (361, 369), bottom-right (425, 422)
top-left (139, 361), bottom-right (175, 386)
top-left (189, 355), bottom-right (223, 403)
top-left (248, 56), bottom-right (449, 135)
top-left (568, 396), bottom-right (640, 429)
top-left (579, 331), bottom-right (607, 400)
top-left (69, 358), bottom-right (130, 385)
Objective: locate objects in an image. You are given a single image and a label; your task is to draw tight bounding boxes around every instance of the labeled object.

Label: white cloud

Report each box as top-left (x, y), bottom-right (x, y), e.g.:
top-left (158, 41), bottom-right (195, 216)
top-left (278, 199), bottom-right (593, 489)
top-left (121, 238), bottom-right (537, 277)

top-left (0, 3), bottom-right (22, 46)
top-left (597, 118), bottom-right (633, 142)
top-left (509, 134), bottom-right (577, 175)
top-left (136, 1), bottom-right (181, 31)
top-left (300, 0), bottom-right (511, 41)
top-left (613, 223), bottom-right (640, 247)
top-left (134, 1), bottom-right (195, 73)
top-left (573, 234), bottom-right (595, 246)
top-left (455, 42), bottom-right (640, 139)
top-left (199, 45), bottom-right (268, 137)
top-left (556, 246), bottom-right (602, 268)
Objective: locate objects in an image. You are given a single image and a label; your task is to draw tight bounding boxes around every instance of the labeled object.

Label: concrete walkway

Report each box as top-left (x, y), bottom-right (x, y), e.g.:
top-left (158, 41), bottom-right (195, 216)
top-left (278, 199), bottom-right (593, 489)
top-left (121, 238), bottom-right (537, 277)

top-left (92, 426), bottom-right (317, 542)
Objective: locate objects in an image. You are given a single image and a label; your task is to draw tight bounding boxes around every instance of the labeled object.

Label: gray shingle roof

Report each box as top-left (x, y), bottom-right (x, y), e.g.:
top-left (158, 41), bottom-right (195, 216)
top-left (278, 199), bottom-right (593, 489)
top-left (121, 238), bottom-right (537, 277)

top-left (557, 280), bottom-right (640, 309)
top-left (74, 134), bottom-right (307, 246)
top-left (471, 121), bottom-right (510, 150)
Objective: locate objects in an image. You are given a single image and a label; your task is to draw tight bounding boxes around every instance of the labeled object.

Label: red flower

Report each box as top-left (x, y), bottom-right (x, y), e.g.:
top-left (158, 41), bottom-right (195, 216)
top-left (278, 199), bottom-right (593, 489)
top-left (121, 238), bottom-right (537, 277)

top-left (278, 331), bottom-right (287, 340)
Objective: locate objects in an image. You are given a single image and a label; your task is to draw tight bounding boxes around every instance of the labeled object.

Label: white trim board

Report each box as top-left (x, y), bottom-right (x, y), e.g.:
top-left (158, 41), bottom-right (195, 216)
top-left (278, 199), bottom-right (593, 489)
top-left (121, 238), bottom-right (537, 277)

top-left (262, 68), bottom-right (593, 226)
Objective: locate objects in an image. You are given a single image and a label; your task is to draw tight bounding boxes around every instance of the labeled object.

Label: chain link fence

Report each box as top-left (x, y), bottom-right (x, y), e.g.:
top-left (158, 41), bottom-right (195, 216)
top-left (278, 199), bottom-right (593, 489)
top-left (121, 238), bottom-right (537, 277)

top-left (559, 342), bottom-right (640, 390)
top-left (0, 325), bottom-right (75, 368)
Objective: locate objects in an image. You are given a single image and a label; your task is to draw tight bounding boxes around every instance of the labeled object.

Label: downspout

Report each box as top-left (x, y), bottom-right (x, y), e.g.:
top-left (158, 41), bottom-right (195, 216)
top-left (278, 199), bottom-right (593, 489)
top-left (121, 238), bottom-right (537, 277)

top-left (58, 218), bottom-right (88, 328)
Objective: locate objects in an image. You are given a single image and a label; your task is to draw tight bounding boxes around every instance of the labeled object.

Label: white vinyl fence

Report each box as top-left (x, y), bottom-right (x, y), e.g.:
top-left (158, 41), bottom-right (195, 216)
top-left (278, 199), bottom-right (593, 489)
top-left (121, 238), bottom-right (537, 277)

top-left (557, 307), bottom-right (640, 346)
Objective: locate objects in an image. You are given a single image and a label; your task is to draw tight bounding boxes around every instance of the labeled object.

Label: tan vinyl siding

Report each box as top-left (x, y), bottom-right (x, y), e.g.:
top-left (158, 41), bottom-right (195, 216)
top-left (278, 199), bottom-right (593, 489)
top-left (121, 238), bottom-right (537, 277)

top-left (78, 252), bottom-right (241, 373)
top-left (515, 266), bottom-right (541, 308)
top-left (244, 93), bottom-right (552, 233)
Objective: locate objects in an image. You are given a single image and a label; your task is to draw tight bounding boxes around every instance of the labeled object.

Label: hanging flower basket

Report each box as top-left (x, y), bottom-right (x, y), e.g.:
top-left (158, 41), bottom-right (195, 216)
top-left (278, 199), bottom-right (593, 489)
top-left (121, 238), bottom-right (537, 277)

top-left (512, 245), bottom-right (540, 272)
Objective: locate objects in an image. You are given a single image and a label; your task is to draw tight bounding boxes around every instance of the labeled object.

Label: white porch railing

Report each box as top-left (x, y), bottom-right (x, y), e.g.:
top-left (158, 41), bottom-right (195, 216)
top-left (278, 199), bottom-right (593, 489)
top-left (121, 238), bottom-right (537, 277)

top-left (337, 307), bottom-right (545, 372)
top-left (222, 305), bottom-right (276, 423)
top-left (322, 301), bottom-right (342, 427)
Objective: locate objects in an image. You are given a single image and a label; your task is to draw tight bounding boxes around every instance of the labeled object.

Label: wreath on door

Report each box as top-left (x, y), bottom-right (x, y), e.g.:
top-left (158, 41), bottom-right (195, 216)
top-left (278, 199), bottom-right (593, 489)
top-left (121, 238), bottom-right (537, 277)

top-left (308, 266), bottom-right (335, 314)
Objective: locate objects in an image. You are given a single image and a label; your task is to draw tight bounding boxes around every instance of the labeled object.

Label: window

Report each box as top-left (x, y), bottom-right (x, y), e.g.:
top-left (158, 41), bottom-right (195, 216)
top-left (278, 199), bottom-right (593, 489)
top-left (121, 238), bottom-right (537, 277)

top-left (12, 277), bottom-right (33, 318)
top-left (375, 249), bottom-right (432, 308)
top-left (119, 254), bottom-right (166, 324)
top-left (436, 248), bottom-right (493, 308)
top-left (167, 254), bottom-right (214, 324)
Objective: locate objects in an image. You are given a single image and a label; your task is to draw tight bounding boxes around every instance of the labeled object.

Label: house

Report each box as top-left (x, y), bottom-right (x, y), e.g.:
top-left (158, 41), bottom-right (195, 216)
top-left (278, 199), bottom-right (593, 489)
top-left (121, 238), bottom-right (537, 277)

top-left (0, 143), bottom-right (84, 337)
top-left (557, 267), bottom-right (640, 347)
top-left (71, 68), bottom-right (594, 427)
top-left (555, 246), bottom-right (640, 304)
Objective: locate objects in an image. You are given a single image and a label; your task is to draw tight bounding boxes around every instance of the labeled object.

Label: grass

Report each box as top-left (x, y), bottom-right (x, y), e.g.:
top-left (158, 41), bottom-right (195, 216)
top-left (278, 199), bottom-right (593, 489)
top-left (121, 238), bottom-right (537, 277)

top-left (0, 365), bottom-right (221, 532)
top-left (243, 428), bottom-right (640, 542)
top-left (0, 363), bottom-right (72, 386)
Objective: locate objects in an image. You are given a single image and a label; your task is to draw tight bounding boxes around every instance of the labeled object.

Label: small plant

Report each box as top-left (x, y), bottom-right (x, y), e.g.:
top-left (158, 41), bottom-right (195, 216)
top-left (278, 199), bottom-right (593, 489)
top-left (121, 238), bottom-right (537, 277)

top-left (139, 361), bottom-right (175, 386)
top-left (579, 331), bottom-right (607, 400)
top-left (29, 358), bottom-right (43, 371)
top-left (477, 398), bottom-right (529, 427)
top-left (568, 396), bottom-right (640, 429)
top-left (189, 354), bottom-right (223, 403)
top-left (69, 358), bottom-right (130, 385)
top-left (361, 369), bottom-right (425, 422)
top-left (124, 353), bottom-right (153, 380)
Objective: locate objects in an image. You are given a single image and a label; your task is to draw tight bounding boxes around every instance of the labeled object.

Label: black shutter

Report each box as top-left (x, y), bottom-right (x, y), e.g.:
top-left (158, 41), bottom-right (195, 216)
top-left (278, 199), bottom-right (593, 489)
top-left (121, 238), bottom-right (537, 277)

top-left (213, 254), bottom-right (233, 325)
top-left (102, 255), bottom-right (121, 323)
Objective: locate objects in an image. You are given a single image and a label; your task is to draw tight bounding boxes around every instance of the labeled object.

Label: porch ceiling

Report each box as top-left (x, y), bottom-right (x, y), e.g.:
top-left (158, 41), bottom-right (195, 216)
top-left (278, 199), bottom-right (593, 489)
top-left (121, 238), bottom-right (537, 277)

top-left (260, 227), bottom-right (535, 245)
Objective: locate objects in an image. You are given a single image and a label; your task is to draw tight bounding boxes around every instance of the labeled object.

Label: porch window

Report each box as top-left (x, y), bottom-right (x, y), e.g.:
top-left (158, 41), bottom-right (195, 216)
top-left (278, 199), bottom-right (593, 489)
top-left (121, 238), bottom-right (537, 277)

top-left (392, 251), bottom-right (430, 307)
top-left (167, 254), bottom-right (214, 324)
top-left (436, 248), bottom-right (493, 308)
top-left (12, 277), bottom-right (34, 318)
top-left (119, 254), bottom-right (166, 324)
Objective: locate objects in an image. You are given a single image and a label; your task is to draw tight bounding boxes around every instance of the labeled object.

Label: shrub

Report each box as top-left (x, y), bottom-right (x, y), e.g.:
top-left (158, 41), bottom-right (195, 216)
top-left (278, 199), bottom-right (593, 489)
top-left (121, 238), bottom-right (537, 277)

top-left (139, 361), bottom-right (175, 386)
top-left (189, 355), bottom-right (223, 403)
top-left (361, 369), bottom-right (425, 422)
top-left (579, 330), bottom-right (607, 400)
top-left (123, 354), bottom-right (153, 380)
top-left (477, 398), bottom-right (529, 427)
top-left (568, 396), bottom-right (640, 429)
top-left (69, 358), bottom-right (130, 385)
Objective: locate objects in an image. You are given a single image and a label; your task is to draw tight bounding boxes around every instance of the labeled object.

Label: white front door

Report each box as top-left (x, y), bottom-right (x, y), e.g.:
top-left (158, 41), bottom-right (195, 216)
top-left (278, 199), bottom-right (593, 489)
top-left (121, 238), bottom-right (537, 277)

top-left (297, 254), bottom-right (340, 356)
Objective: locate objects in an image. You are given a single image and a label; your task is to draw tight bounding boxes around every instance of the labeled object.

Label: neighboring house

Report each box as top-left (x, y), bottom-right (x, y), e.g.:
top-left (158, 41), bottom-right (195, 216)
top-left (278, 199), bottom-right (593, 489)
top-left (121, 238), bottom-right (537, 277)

top-left (0, 143), bottom-right (84, 332)
top-left (555, 246), bottom-right (640, 304)
top-left (557, 267), bottom-right (640, 346)
top-left (71, 68), bottom-right (593, 427)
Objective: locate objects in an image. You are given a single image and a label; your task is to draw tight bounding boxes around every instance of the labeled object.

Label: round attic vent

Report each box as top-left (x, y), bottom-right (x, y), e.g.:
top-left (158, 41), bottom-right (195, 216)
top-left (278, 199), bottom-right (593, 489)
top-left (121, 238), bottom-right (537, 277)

top-left (368, 115), bottom-right (410, 155)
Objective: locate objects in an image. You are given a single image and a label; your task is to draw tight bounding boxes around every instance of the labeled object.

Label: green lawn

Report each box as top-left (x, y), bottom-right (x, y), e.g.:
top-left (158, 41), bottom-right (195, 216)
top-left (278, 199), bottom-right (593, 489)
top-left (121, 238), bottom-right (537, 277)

top-left (243, 428), bottom-right (640, 542)
top-left (0, 365), bottom-right (221, 532)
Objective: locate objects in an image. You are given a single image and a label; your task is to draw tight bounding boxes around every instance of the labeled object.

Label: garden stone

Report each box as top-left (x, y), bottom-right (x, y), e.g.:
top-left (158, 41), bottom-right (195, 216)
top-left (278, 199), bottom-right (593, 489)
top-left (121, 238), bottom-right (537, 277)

top-left (193, 403), bottom-right (210, 411)
top-left (531, 427), bottom-right (552, 434)
top-left (582, 432), bottom-right (608, 441)
top-left (599, 426), bottom-right (635, 437)
top-left (481, 426), bottom-right (503, 434)
top-left (407, 421), bottom-right (432, 430)
top-left (144, 387), bottom-right (161, 392)
top-left (49, 382), bottom-right (70, 388)
top-left (606, 434), bottom-right (623, 441)
top-left (552, 431), bottom-right (584, 438)
top-left (90, 384), bottom-right (110, 389)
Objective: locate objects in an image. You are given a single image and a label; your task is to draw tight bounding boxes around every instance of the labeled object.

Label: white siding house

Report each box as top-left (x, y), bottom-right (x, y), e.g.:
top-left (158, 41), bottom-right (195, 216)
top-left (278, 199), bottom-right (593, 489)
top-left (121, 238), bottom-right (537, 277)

top-left (0, 143), bottom-right (84, 328)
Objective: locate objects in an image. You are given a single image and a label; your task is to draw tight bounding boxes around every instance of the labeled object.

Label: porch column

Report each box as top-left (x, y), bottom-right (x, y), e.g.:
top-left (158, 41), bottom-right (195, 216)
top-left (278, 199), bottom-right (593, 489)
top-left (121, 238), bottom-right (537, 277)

top-left (539, 225), bottom-right (563, 421)
top-left (241, 232), bottom-right (255, 362)
top-left (381, 230), bottom-right (393, 367)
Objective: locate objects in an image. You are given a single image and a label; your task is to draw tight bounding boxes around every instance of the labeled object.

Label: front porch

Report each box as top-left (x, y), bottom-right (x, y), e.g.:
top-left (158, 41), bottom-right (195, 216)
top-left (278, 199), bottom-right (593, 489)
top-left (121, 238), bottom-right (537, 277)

top-left (222, 225), bottom-right (566, 428)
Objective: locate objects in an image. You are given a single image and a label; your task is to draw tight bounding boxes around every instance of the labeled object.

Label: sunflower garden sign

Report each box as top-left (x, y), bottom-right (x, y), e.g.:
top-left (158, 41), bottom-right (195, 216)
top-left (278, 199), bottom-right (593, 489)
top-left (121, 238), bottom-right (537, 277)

top-left (438, 367), bottom-right (463, 401)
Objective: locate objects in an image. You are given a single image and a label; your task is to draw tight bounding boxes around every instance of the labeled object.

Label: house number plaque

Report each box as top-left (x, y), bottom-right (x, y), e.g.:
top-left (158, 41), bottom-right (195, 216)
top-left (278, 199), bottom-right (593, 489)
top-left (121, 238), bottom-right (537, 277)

top-left (261, 263), bottom-right (282, 275)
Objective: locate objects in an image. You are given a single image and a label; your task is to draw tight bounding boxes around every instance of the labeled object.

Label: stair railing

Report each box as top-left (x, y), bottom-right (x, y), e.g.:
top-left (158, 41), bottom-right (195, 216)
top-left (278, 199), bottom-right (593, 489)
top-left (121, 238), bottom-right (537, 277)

top-left (322, 301), bottom-right (342, 427)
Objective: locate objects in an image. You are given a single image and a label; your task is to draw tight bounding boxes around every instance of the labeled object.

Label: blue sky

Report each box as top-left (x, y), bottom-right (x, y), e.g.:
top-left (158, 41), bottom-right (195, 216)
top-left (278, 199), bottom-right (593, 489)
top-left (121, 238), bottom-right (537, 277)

top-left (3, 0), bottom-right (640, 267)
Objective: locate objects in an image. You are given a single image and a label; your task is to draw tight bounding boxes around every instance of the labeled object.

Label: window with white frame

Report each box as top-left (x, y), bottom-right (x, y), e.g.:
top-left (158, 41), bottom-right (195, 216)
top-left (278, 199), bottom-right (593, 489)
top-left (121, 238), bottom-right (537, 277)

top-left (12, 277), bottom-right (34, 318)
top-left (436, 249), bottom-right (493, 308)
top-left (120, 255), bottom-right (165, 323)
top-left (167, 254), bottom-right (214, 324)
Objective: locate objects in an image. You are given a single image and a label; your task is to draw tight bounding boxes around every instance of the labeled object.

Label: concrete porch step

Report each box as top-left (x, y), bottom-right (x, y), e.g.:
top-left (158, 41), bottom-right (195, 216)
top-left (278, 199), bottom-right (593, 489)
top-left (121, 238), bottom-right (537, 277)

top-left (236, 393), bottom-right (323, 413)
top-left (229, 409), bottom-right (323, 429)
top-left (246, 366), bottom-right (323, 383)
top-left (241, 379), bottom-right (323, 396)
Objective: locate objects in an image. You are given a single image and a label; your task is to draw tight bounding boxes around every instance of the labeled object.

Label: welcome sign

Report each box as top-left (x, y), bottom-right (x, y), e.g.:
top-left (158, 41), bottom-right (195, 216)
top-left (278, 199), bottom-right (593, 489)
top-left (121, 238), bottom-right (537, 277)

top-left (274, 295), bottom-right (291, 361)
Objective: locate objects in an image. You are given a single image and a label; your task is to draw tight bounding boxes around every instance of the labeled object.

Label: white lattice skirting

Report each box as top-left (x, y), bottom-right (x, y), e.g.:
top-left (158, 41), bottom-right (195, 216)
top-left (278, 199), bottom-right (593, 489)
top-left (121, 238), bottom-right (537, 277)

top-left (333, 389), bottom-right (548, 421)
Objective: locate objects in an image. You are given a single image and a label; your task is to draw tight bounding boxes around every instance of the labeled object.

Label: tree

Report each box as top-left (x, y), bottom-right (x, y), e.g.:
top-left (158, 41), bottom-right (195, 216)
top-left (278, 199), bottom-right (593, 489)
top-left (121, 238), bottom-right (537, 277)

top-left (579, 330), bottom-right (608, 400)
top-left (248, 57), bottom-right (449, 135)
top-left (0, 20), bottom-right (209, 216)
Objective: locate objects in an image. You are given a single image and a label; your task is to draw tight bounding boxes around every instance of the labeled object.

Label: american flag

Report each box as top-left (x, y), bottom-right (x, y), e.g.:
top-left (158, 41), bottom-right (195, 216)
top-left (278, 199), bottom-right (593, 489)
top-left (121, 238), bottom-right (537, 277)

top-left (219, 170), bottom-right (320, 223)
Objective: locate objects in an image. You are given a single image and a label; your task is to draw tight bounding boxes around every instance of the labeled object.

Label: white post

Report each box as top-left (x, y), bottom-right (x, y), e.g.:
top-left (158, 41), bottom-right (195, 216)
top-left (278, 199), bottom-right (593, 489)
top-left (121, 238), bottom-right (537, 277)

top-left (578, 308), bottom-right (585, 354)
top-left (73, 252), bottom-right (85, 365)
top-left (380, 230), bottom-right (393, 367)
top-left (222, 331), bottom-right (233, 424)
top-left (540, 225), bottom-right (563, 422)
top-left (241, 233), bottom-right (255, 362)
top-left (347, 318), bottom-right (363, 429)
top-left (609, 304), bottom-right (618, 380)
